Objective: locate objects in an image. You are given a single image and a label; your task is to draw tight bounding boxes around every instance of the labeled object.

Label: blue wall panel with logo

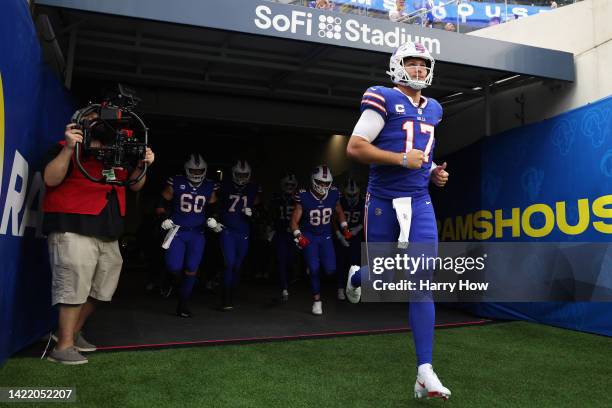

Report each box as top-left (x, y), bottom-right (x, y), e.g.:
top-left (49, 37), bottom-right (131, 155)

top-left (431, 96), bottom-right (612, 336)
top-left (333, 0), bottom-right (550, 25)
top-left (0, 0), bottom-right (74, 365)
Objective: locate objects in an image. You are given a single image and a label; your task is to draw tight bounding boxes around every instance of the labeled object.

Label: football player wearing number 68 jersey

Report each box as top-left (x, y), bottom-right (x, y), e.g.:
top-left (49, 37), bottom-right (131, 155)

top-left (345, 41), bottom-right (451, 400)
top-left (158, 153), bottom-right (218, 318)
top-left (290, 165), bottom-right (352, 316)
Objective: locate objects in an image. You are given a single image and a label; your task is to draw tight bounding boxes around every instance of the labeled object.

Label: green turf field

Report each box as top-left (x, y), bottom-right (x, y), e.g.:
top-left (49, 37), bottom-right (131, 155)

top-left (1, 321), bottom-right (611, 407)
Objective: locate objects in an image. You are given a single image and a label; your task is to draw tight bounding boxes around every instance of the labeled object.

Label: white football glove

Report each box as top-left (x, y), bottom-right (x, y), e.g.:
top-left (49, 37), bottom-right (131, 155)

top-left (242, 207), bottom-right (253, 217)
top-left (161, 219), bottom-right (176, 230)
top-left (335, 230), bottom-right (350, 247)
top-left (206, 218), bottom-right (225, 233)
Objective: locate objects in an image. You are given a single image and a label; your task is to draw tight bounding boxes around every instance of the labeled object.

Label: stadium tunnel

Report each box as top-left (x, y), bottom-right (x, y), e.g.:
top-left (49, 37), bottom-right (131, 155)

top-left (32, 0), bottom-right (574, 203)
top-left (17, 0), bottom-right (581, 349)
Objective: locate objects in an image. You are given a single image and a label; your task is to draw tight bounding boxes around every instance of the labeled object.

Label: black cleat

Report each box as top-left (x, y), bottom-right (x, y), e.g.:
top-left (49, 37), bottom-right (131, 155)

top-left (220, 287), bottom-right (234, 311)
top-left (176, 302), bottom-right (193, 318)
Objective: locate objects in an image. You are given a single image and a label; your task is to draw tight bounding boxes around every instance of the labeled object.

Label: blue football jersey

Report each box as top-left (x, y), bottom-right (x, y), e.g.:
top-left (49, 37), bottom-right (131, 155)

top-left (360, 86), bottom-right (443, 199)
top-left (168, 175), bottom-right (216, 228)
top-left (218, 181), bottom-right (261, 233)
top-left (295, 187), bottom-right (340, 236)
top-left (340, 196), bottom-right (365, 229)
top-left (271, 192), bottom-right (295, 232)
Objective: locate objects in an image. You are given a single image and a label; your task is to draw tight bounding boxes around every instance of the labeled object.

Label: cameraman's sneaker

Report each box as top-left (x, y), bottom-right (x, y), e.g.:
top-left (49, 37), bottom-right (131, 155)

top-left (337, 288), bottom-right (346, 301)
top-left (281, 289), bottom-right (289, 302)
top-left (346, 266), bottom-right (361, 304)
top-left (51, 332), bottom-right (96, 352)
top-left (47, 346), bottom-right (88, 365)
top-left (414, 364), bottom-right (451, 400)
top-left (74, 332), bottom-right (97, 352)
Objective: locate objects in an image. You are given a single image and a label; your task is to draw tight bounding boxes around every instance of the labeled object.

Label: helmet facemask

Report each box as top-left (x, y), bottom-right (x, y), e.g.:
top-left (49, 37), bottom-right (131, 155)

top-left (281, 174), bottom-right (298, 195)
top-left (386, 42), bottom-right (435, 90)
top-left (310, 165), bottom-right (333, 196)
top-left (232, 160), bottom-right (252, 186)
top-left (312, 179), bottom-right (331, 196)
top-left (184, 154), bottom-right (207, 185)
top-left (344, 179), bottom-right (360, 206)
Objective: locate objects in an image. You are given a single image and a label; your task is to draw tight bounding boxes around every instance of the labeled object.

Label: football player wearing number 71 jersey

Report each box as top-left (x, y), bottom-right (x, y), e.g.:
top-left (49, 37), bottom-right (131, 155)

top-left (158, 153), bottom-right (218, 318)
top-left (290, 165), bottom-right (352, 316)
top-left (345, 41), bottom-right (451, 400)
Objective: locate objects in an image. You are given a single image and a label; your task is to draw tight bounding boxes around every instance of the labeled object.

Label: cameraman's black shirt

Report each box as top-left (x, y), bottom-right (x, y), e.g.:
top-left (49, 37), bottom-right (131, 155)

top-left (42, 144), bottom-right (124, 240)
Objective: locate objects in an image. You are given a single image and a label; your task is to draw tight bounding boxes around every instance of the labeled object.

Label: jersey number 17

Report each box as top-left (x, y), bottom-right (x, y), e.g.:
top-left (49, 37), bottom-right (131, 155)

top-left (402, 120), bottom-right (435, 162)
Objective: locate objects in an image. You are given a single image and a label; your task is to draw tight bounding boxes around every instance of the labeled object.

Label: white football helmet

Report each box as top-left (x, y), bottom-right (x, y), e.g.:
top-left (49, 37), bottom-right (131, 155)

top-left (232, 160), bottom-right (252, 186)
top-left (280, 173), bottom-right (298, 195)
top-left (387, 41), bottom-right (435, 90)
top-left (344, 178), bottom-right (360, 205)
top-left (311, 165), bottom-right (333, 196)
top-left (184, 153), bottom-right (207, 185)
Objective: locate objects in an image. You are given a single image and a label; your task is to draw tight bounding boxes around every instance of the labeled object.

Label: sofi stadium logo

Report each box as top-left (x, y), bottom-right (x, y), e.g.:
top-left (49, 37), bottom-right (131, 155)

top-left (253, 5), bottom-right (441, 55)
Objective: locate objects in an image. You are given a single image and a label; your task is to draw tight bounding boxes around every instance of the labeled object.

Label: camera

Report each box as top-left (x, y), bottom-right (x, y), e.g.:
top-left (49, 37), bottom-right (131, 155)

top-left (72, 84), bottom-right (148, 186)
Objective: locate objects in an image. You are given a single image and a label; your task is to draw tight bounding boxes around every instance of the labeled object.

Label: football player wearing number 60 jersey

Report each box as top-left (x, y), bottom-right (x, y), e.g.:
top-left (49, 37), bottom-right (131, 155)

top-left (216, 160), bottom-right (261, 310)
top-left (345, 41), bottom-right (451, 400)
top-left (158, 153), bottom-right (217, 318)
top-left (290, 165), bottom-right (352, 316)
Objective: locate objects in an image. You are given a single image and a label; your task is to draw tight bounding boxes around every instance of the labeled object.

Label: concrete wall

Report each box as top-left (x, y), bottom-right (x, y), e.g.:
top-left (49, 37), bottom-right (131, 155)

top-left (436, 0), bottom-right (612, 157)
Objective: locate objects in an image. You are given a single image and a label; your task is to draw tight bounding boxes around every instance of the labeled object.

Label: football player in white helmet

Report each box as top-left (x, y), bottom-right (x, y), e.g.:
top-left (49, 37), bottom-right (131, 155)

top-left (290, 165), bottom-right (352, 315)
top-left (310, 165), bottom-right (334, 196)
top-left (232, 159), bottom-right (252, 187)
top-left (157, 153), bottom-right (218, 318)
top-left (386, 41), bottom-right (435, 91)
top-left (216, 159), bottom-right (261, 310)
top-left (345, 41), bottom-right (451, 400)
top-left (184, 153), bottom-right (207, 186)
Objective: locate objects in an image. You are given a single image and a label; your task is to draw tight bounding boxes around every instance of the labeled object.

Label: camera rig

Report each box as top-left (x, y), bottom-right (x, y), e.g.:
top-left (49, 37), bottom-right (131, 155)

top-left (72, 84), bottom-right (148, 186)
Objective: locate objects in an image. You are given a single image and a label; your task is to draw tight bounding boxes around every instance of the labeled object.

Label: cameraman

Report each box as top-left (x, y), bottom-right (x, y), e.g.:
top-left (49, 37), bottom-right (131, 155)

top-left (42, 115), bottom-right (154, 365)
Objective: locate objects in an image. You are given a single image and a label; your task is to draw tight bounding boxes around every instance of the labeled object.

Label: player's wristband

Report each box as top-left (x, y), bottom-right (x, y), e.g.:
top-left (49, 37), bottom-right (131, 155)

top-left (293, 229), bottom-right (302, 238)
top-left (340, 221), bottom-right (348, 229)
top-left (402, 153), bottom-right (408, 168)
top-left (429, 161), bottom-right (438, 174)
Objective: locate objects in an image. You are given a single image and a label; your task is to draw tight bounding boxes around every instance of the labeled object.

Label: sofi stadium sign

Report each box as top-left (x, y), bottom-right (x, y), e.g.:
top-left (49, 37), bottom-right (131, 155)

top-left (253, 4), bottom-right (441, 55)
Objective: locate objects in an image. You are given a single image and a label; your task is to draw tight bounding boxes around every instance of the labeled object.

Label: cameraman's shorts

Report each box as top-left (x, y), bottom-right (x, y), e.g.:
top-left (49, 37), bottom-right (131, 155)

top-left (48, 232), bottom-right (123, 305)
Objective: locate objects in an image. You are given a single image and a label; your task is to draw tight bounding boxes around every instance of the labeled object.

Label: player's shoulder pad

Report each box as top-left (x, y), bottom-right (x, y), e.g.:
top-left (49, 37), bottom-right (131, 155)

top-left (428, 97), bottom-right (443, 123)
top-left (427, 96), bottom-right (442, 110)
top-left (361, 86), bottom-right (389, 117)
